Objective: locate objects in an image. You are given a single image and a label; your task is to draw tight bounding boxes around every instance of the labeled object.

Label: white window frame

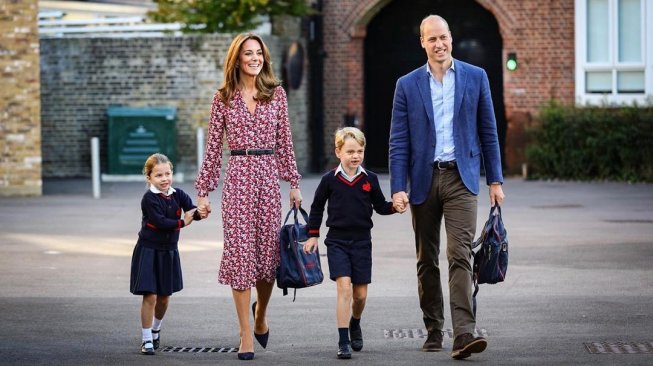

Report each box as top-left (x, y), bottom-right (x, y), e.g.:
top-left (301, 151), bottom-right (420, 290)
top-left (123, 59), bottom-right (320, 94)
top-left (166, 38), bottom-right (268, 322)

top-left (575, 0), bottom-right (653, 105)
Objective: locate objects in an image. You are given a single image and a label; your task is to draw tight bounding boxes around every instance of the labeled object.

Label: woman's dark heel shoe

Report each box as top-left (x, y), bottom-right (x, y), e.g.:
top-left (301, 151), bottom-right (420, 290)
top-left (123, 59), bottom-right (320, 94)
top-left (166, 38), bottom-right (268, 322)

top-left (252, 301), bottom-right (270, 349)
top-left (237, 352), bottom-right (255, 360)
top-left (238, 336), bottom-right (255, 360)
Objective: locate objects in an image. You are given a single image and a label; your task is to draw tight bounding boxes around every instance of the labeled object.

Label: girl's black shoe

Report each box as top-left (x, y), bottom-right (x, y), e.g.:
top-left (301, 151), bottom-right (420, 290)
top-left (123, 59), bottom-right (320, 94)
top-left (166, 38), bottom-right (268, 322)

top-left (141, 341), bottom-right (155, 355)
top-left (151, 329), bottom-right (160, 349)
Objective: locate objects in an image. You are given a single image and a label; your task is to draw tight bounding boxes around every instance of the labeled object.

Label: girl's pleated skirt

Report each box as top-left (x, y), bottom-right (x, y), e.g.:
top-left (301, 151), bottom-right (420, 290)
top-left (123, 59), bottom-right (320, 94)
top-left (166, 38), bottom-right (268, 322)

top-left (130, 240), bottom-right (183, 296)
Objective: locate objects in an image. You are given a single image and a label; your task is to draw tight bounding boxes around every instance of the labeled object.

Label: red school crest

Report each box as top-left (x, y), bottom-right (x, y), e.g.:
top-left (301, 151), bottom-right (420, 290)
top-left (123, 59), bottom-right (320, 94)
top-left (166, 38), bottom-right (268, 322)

top-left (362, 181), bottom-right (371, 192)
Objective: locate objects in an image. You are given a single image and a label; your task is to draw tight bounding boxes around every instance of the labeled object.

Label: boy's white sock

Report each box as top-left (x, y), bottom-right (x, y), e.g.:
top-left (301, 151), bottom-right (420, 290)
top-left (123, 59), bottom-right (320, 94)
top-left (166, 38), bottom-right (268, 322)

top-left (152, 318), bottom-right (163, 339)
top-left (142, 328), bottom-right (153, 342)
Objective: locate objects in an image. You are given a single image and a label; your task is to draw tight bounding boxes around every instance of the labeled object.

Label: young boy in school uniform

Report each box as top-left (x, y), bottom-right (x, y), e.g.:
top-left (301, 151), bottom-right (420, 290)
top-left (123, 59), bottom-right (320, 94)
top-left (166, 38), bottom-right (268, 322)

top-left (303, 127), bottom-right (397, 359)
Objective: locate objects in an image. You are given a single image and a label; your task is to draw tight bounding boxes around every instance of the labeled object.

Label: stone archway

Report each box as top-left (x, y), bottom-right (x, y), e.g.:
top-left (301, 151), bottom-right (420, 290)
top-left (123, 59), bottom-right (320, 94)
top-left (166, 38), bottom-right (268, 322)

top-left (356, 0), bottom-right (507, 170)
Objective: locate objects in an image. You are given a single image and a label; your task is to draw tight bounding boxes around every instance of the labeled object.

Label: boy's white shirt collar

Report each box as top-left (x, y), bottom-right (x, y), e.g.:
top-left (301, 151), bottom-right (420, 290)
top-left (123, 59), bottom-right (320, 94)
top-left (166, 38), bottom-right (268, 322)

top-left (335, 164), bottom-right (367, 181)
top-left (149, 186), bottom-right (176, 196)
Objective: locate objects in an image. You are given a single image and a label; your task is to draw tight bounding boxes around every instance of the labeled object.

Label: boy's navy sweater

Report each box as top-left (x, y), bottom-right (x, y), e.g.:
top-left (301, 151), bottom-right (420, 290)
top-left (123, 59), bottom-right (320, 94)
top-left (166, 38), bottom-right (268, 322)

top-left (138, 188), bottom-right (198, 248)
top-left (308, 168), bottom-right (395, 240)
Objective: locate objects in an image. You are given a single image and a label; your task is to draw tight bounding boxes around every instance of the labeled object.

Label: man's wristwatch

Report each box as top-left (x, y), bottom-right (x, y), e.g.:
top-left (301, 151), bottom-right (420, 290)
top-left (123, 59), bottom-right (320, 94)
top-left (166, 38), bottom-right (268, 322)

top-left (490, 182), bottom-right (502, 185)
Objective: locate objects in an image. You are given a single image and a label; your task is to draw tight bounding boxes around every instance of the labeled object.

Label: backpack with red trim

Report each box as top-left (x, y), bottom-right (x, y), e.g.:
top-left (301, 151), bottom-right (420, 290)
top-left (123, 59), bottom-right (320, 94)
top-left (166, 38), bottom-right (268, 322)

top-left (276, 207), bottom-right (324, 300)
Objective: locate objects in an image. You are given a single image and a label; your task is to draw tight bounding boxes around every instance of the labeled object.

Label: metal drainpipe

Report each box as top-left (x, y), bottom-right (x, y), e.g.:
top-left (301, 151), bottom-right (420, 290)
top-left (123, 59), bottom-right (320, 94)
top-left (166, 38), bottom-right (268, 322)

top-left (307, 0), bottom-right (326, 173)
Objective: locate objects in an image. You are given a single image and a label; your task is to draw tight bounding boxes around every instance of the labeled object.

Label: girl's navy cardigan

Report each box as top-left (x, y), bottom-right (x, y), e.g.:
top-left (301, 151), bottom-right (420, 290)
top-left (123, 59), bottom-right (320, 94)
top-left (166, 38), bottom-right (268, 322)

top-left (138, 188), bottom-right (197, 247)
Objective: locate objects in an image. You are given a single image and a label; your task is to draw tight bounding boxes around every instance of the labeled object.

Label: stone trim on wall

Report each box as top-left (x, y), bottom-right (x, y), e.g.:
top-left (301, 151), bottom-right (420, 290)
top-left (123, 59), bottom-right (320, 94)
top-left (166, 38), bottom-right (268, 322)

top-left (0, 0), bottom-right (42, 196)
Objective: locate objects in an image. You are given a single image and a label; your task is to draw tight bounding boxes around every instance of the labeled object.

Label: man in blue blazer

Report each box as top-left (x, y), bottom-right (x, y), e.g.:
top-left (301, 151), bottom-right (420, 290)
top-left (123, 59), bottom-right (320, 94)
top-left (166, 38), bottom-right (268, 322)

top-left (389, 15), bottom-right (505, 360)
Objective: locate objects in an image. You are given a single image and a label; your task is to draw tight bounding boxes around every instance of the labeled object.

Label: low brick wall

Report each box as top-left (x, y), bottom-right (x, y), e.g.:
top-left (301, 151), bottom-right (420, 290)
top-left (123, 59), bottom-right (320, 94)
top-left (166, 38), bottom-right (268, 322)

top-left (39, 34), bottom-right (310, 179)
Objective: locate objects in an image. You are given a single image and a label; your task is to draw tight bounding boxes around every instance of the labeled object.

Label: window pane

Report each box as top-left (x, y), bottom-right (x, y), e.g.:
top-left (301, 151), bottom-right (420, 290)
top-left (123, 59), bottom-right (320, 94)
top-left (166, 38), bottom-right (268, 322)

top-left (587, 0), bottom-right (609, 62)
top-left (586, 72), bottom-right (612, 93)
top-left (619, 0), bottom-right (641, 62)
top-left (617, 71), bottom-right (645, 93)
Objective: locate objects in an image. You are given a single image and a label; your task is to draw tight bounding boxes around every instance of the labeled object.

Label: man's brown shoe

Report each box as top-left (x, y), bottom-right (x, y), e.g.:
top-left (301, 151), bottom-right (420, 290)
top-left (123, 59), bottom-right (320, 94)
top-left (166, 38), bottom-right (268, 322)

top-left (422, 331), bottom-right (443, 352)
top-left (451, 333), bottom-right (487, 359)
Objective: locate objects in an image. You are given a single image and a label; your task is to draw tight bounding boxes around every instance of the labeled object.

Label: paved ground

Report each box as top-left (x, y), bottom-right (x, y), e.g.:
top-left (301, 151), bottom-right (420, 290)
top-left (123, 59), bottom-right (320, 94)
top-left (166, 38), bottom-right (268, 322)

top-left (1, 175), bottom-right (652, 365)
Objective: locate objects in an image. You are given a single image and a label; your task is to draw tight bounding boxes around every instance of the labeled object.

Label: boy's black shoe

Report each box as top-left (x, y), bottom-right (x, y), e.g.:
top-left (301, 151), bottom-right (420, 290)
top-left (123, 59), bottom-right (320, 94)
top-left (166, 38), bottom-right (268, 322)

top-left (141, 341), bottom-right (155, 355)
top-left (337, 342), bottom-right (352, 359)
top-left (349, 327), bottom-right (363, 351)
top-left (152, 329), bottom-right (160, 349)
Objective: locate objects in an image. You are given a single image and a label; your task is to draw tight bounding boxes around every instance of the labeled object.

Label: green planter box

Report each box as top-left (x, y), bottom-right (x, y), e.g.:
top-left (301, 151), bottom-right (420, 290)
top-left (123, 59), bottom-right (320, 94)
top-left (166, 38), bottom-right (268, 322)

top-left (107, 107), bottom-right (177, 175)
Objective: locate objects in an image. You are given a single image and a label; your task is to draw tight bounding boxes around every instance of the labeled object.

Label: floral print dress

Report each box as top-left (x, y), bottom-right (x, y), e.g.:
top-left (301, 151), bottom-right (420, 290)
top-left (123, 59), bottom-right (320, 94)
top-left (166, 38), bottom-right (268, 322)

top-left (195, 86), bottom-right (301, 290)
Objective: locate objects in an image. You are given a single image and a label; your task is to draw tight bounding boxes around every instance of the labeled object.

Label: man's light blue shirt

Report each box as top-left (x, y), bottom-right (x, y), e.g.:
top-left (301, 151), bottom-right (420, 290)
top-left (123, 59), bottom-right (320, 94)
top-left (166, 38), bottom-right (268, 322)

top-left (426, 61), bottom-right (456, 162)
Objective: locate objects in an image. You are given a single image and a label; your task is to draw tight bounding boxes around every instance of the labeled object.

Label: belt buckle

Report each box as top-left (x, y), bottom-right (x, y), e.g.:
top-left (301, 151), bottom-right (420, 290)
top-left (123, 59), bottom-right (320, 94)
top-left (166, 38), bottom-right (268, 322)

top-left (437, 161), bottom-right (447, 170)
top-left (245, 149), bottom-right (253, 156)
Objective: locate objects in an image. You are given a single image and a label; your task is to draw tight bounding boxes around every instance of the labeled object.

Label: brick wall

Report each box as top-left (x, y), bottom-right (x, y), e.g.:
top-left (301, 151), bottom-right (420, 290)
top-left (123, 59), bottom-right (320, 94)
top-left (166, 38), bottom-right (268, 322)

top-left (321, 0), bottom-right (575, 173)
top-left (476, 0), bottom-right (575, 171)
top-left (0, 0), bottom-right (42, 196)
top-left (39, 34), bottom-right (310, 178)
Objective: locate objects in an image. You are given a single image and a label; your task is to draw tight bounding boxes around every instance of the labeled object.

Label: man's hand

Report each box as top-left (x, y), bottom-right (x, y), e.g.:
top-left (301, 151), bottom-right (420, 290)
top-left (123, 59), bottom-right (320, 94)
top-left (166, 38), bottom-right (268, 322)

top-left (392, 191), bottom-right (409, 213)
top-left (489, 184), bottom-right (505, 207)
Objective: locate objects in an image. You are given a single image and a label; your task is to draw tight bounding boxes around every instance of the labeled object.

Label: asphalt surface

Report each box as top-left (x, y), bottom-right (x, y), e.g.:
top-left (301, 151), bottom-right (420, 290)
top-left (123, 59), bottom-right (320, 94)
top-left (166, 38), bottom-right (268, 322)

top-left (1, 175), bottom-right (652, 365)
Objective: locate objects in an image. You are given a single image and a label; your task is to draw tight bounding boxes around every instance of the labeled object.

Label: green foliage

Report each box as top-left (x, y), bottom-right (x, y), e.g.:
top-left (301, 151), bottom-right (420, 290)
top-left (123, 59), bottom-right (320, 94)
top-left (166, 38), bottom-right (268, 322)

top-left (526, 102), bottom-right (653, 182)
top-left (148, 0), bottom-right (313, 33)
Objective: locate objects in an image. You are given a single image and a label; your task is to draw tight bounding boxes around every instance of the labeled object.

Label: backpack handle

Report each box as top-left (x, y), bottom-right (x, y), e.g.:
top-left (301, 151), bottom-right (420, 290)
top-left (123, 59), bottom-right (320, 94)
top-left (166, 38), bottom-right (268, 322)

top-left (283, 206), bottom-right (309, 225)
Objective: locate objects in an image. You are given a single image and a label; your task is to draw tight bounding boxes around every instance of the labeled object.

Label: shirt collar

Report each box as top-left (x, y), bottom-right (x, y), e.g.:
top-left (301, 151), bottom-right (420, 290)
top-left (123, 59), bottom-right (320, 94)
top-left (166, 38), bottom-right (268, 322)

top-left (425, 59), bottom-right (455, 77)
top-left (335, 164), bottom-right (367, 178)
top-left (149, 186), bottom-right (176, 196)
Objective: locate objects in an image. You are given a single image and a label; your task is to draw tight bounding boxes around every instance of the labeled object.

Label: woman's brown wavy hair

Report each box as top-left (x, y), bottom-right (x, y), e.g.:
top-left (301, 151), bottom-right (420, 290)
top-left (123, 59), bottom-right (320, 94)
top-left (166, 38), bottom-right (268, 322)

top-left (217, 33), bottom-right (280, 105)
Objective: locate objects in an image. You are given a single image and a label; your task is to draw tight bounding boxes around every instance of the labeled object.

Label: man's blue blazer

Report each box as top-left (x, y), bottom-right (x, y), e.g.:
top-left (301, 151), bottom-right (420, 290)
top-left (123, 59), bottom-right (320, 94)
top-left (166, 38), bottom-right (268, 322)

top-left (389, 59), bottom-right (503, 205)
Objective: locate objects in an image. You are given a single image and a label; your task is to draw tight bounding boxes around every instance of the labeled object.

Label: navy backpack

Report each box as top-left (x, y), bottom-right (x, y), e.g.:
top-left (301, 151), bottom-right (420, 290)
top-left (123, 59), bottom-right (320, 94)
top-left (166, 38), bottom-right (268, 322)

top-left (472, 205), bottom-right (509, 315)
top-left (276, 207), bottom-right (324, 300)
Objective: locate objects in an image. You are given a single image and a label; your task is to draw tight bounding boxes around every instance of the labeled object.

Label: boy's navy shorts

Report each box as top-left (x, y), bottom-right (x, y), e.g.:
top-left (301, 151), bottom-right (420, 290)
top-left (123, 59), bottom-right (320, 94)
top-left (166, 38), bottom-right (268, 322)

top-left (324, 237), bottom-right (372, 284)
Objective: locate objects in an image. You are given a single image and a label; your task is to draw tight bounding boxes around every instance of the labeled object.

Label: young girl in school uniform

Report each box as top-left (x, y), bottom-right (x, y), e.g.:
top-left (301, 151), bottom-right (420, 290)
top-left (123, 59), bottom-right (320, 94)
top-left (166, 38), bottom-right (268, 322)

top-left (130, 153), bottom-right (200, 355)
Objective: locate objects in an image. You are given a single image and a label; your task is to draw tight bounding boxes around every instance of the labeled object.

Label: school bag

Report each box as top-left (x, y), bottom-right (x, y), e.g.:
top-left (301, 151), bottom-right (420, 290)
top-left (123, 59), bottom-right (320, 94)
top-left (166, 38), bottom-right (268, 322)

top-left (472, 204), bottom-right (509, 315)
top-left (276, 206), bottom-right (324, 301)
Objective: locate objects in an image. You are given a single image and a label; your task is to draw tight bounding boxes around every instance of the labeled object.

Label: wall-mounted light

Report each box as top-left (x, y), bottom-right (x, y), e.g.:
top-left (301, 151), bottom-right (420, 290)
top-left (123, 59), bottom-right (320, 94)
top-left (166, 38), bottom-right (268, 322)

top-left (506, 52), bottom-right (518, 71)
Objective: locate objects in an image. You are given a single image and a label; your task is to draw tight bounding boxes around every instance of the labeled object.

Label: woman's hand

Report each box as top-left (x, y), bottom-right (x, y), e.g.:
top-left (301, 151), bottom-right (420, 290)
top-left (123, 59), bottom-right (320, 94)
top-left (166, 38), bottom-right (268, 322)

top-left (197, 196), bottom-right (211, 218)
top-left (290, 188), bottom-right (302, 209)
top-left (303, 237), bottom-right (318, 253)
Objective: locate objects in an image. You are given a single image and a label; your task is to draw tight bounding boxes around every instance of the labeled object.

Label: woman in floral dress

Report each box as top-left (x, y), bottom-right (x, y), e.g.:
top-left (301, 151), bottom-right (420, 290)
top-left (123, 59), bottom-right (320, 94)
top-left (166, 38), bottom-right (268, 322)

top-left (195, 33), bottom-right (302, 360)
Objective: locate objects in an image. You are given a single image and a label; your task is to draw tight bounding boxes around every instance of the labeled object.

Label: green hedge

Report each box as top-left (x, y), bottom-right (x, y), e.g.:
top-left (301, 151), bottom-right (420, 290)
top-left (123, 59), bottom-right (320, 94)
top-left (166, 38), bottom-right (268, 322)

top-left (526, 102), bottom-right (653, 182)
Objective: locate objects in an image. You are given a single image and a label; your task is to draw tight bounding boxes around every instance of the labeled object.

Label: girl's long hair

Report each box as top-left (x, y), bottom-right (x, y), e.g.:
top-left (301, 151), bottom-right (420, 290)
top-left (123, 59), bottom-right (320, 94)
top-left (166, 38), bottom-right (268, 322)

top-left (218, 33), bottom-right (280, 105)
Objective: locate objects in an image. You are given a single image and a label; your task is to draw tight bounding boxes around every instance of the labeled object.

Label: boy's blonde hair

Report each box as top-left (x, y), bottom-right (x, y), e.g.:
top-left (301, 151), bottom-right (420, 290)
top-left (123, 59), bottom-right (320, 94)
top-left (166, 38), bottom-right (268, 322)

top-left (335, 127), bottom-right (366, 150)
top-left (143, 153), bottom-right (173, 182)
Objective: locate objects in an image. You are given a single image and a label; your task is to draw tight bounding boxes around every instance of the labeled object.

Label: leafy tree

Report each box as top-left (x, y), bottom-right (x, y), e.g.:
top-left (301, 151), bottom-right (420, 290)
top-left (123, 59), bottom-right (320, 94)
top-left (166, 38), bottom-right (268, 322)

top-left (148, 0), bottom-right (313, 33)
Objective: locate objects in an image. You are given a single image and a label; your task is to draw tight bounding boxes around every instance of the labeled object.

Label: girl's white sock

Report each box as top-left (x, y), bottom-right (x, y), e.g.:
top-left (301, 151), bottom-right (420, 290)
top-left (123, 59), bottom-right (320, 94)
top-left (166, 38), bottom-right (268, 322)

top-left (142, 328), bottom-right (153, 342)
top-left (152, 318), bottom-right (163, 340)
top-left (153, 317), bottom-right (163, 332)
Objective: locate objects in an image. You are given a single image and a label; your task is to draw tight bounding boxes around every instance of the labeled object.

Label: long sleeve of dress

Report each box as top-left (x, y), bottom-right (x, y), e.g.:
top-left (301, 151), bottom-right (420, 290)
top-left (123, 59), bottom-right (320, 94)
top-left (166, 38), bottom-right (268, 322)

top-left (195, 93), bottom-right (226, 197)
top-left (274, 87), bottom-right (301, 189)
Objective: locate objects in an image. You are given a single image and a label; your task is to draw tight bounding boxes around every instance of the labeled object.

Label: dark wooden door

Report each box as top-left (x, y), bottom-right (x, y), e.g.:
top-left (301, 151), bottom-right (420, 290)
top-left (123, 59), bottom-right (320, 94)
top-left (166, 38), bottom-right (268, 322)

top-left (364, 0), bottom-right (506, 171)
